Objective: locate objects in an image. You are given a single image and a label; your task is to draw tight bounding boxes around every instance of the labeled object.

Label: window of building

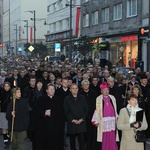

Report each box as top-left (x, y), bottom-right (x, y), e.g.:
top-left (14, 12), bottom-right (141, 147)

top-left (83, 14), bottom-right (89, 27)
top-left (127, 0), bottom-right (137, 17)
top-left (53, 23), bottom-right (56, 32)
top-left (102, 7), bottom-right (109, 23)
top-left (47, 5), bottom-right (50, 12)
top-left (58, 0), bottom-right (63, 9)
top-left (82, 0), bottom-right (89, 3)
top-left (113, 3), bottom-right (122, 20)
top-left (92, 11), bottom-right (98, 25)
top-left (53, 3), bottom-right (57, 12)
top-left (59, 21), bottom-right (62, 30)
top-left (72, 0), bottom-right (76, 5)
top-left (66, 18), bottom-right (70, 29)
top-left (66, 0), bottom-right (76, 5)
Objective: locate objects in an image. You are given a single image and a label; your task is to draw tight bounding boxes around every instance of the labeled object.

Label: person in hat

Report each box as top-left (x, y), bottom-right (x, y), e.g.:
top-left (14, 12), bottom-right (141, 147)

top-left (139, 73), bottom-right (150, 100)
top-left (127, 74), bottom-right (139, 91)
top-left (93, 82), bottom-right (119, 150)
top-left (110, 65), bottom-right (117, 81)
top-left (139, 73), bottom-right (150, 138)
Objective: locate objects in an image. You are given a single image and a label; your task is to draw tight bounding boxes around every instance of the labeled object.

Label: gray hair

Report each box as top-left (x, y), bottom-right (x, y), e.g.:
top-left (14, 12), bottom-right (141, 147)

top-left (81, 80), bottom-right (90, 85)
top-left (107, 76), bottom-right (114, 82)
top-left (83, 73), bottom-right (89, 78)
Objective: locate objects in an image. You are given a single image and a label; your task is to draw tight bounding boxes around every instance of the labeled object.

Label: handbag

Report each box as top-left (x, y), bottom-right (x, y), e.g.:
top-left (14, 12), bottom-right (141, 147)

top-left (126, 108), bottom-right (146, 143)
top-left (135, 130), bottom-right (147, 143)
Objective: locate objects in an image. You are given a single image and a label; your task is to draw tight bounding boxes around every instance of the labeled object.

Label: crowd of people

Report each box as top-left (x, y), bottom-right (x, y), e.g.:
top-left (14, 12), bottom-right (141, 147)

top-left (0, 56), bottom-right (150, 150)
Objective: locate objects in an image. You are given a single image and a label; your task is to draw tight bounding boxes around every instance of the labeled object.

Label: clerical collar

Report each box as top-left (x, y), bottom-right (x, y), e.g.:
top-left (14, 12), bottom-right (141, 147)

top-left (84, 89), bottom-right (89, 93)
top-left (48, 96), bottom-right (53, 98)
top-left (131, 81), bottom-right (135, 84)
top-left (141, 83), bottom-right (146, 87)
top-left (63, 87), bottom-right (68, 91)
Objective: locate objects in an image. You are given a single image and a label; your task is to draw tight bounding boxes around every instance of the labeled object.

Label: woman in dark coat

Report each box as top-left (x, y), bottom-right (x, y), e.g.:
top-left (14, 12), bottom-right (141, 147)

top-left (130, 85), bottom-right (145, 110)
top-left (35, 79), bottom-right (44, 100)
top-left (6, 87), bottom-right (29, 150)
top-left (0, 82), bottom-right (11, 148)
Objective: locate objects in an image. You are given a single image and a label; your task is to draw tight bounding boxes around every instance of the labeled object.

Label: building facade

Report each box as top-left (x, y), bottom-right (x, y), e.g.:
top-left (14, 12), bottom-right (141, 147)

top-left (2, 0), bottom-right (48, 56)
top-left (81, 0), bottom-right (149, 71)
top-left (46, 0), bottom-right (81, 56)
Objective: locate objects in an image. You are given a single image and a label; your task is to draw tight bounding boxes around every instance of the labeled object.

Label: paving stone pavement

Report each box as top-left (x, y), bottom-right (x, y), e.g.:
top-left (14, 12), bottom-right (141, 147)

top-left (1, 134), bottom-right (149, 150)
top-left (0, 135), bottom-right (77, 150)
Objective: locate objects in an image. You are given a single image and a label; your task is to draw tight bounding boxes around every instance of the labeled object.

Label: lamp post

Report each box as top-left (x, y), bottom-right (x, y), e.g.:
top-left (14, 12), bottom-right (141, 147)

top-left (22, 20), bottom-right (29, 44)
top-left (65, 2), bottom-right (73, 63)
top-left (66, 2), bottom-right (86, 63)
top-left (148, 0), bottom-right (150, 71)
top-left (25, 10), bottom-right (36, 45)
top-left (14, 24), bottom-right (17, 55)
top-left (69, 0), bottom-right (73, 63)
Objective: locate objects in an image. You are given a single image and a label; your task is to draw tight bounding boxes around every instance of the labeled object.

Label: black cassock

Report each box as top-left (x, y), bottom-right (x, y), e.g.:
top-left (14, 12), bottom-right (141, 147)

top-left (33, 95), bottom-right (64, 150)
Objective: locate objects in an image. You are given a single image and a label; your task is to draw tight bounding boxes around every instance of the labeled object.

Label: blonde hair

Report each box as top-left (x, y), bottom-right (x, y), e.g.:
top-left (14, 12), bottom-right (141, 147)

top-left (12, 87), bottom-right (21, 98)
top-left (130, 85), bottom-right (143, 97)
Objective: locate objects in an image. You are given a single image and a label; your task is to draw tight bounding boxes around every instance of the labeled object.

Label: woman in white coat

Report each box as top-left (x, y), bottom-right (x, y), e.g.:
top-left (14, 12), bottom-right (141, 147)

top-left (117, 94), bottom-right (147, 150)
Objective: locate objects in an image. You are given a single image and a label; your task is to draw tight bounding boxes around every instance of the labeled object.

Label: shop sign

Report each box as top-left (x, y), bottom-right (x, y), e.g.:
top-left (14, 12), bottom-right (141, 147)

top-left (139, 27), bottom-right (149, 37)
top-left (99, 42), bottom-right (109, 51)
top-left (55, 43), bottom-right (61, 52)
top-left (46, 31), bottom-right (70, 42)
top-left (121, 35), bottom-right (137, 42)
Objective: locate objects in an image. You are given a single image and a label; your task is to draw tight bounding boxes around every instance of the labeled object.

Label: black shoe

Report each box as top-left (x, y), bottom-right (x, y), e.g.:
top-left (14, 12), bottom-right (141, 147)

top-left (4, 142), bottom-right (10, 149)
top-left (64, 144), bottom-right (68, 149)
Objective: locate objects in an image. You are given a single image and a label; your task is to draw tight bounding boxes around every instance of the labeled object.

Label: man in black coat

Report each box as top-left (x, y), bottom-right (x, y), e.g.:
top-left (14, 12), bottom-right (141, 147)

top-left (34, 83), bottom-right (64, 150)
top-left (5, 69), bottom-right (19, 88)
top-left (139, 73), bottom-right (150, 138)
top-left (64, 83), bottom-right (88, 150)
top-left (55, 78), bottom-right (70, 105)
top-left (90, 76), bottom-right (101, 97)
top-left (107, 77), bottom-right (124, 114)
top-left (18, 69), bottom-right (29, 95)
top-left (55, 78), bottom-right (70, 148)
top-left (23, 76), bottom-right (36, 144)
top-left (79, 80), bottom-right (97, 150)
top-left (41, 70), bottom-right (50, 92)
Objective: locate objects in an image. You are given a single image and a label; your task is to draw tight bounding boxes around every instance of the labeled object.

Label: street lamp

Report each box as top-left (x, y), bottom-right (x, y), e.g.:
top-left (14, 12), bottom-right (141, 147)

top-left (14, 24), bottom-right (17, 55)
top-left (66, 2), bottom-right (86, 63)
top-left (69, 0), bottom-right (73, 63)
top-left (25, 10), bottom-right (36, 45)
top-left (22, 20), bottom-right (29, 44)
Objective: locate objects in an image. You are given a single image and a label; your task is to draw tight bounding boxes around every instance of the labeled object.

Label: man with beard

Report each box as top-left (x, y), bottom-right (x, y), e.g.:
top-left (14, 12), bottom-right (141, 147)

top-left (79, 80), bottom-right (97, 150)
top-left (34, 83), bottom-right (64, 150)
top-left (0, 82), bottom-right (11, 149)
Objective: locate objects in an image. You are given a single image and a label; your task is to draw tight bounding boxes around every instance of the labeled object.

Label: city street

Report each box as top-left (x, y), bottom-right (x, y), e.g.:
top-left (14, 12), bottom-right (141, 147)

top-left (0, 135), bottom-right (73, 150)
top-left (1, 134), bottom-right (150, 150)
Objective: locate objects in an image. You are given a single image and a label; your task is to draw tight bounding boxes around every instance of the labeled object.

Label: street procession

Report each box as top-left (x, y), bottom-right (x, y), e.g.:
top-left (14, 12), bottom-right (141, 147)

top-left (0, 0), bottom-right (150, 150)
